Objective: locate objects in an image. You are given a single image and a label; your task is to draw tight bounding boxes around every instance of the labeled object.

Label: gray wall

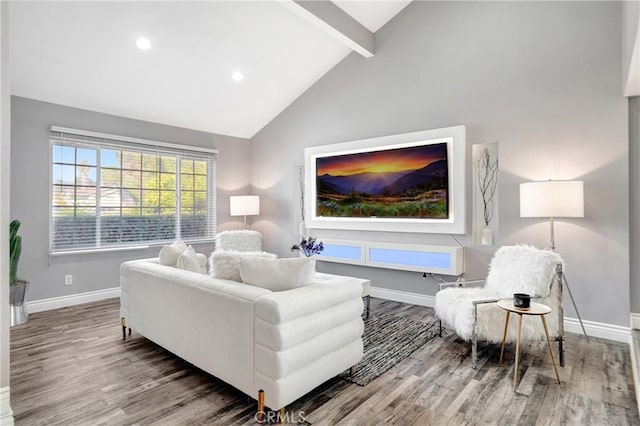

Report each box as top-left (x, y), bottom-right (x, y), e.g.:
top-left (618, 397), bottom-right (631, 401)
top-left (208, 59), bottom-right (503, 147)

top-left (11, 96), bottom-right (251, 302)
top-left (251, 1), bottom-right (629, 326)
top-left (631, 96), bottom-right (640, 315)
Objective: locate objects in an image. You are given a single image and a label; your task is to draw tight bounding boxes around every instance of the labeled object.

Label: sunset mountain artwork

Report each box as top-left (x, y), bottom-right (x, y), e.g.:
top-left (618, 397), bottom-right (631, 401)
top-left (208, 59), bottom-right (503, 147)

top-left (316, 142), bottom-right (449, 219)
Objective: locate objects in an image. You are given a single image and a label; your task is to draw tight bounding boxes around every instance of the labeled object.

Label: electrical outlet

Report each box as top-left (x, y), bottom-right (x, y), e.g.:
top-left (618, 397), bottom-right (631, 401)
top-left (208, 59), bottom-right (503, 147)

top-left (64, 275), bottom-right (73, 286)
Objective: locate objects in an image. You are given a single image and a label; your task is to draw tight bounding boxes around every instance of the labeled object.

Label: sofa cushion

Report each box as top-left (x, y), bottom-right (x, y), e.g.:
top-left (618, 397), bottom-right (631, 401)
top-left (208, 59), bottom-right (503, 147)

top-left (210, 250), bottom-right (277, 282)
top-left (177, 246), bottom-right (201, 273)
top-left (196, 253), bottom-right (208, 274)
top-left (239, 257), bottom-right (316, 292)
top-left (159, 240), bottom-right (187, 266)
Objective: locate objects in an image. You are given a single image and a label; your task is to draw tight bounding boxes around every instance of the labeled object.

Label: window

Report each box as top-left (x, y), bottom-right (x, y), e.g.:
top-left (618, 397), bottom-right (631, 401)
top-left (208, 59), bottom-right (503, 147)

top-left (50, 127), bottom-right (217, 254)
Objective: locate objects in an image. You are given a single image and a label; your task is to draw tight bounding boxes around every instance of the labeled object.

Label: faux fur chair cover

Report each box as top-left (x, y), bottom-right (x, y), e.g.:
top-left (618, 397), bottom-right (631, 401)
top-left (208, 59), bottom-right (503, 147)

top-left (215, 230), bottom-right (263, 252)
top-left (435, 245), bottom-right (564, 343)
top-left (211, 230), bottom-right (279, 280)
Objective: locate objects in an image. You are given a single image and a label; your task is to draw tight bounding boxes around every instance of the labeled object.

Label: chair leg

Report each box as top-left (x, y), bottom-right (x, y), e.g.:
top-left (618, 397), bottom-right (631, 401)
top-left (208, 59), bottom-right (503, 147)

top-left (558, 336), bottom-right (564, 367)
top-left (439, 320), bottom-right (442, 337)
top-left (472, 333), bottom-right (478, 369)
top-left (122, 325), bottom-right (126, 340)
top-left (472, 304), bottom-right (478, 369)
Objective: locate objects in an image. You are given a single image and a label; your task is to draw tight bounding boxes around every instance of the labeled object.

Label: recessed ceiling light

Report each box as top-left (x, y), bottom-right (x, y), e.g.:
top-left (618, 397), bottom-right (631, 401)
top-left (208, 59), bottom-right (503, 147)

top-left (136, 37), bottom-right (151, 50)
top-left (232, 71), bottom-right (244, 82)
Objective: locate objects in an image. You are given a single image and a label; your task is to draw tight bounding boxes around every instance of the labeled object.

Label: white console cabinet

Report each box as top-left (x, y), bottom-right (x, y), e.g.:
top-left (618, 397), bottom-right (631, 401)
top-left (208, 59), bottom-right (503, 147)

top-left (317, 239), bottom-right (463, 276)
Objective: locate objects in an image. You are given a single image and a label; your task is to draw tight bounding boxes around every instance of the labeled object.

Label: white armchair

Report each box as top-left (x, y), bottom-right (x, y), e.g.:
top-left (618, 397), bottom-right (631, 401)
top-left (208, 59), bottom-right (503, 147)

top-left (215, 229), bottom-right (264, 252)
top-left (210, 230), bottom-right (278, 280)
top-left (435, 245), bottom-right (565, 369)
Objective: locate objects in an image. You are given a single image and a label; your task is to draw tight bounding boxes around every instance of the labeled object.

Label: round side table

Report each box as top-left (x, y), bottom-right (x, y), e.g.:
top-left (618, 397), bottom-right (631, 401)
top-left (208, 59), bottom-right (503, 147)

top-left (496, 299), bottom-right (561, 390)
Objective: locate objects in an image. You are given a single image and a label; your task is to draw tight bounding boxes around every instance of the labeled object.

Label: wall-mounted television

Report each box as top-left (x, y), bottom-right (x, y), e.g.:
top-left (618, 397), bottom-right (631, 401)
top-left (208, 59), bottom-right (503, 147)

top-left (305, 126), bottom-right (466, 234)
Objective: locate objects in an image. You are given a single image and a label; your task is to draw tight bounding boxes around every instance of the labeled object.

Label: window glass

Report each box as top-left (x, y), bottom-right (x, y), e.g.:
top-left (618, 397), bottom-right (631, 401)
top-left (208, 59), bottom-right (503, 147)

top-left (50, 140), bottom-right (216, 253)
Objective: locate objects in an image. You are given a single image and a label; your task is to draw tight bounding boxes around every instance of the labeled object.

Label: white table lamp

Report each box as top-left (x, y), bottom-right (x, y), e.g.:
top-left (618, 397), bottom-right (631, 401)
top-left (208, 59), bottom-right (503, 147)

top-left (519, 179), bottom-right (587, 338)
top-left (520, 180), bottom-right (584, 250)
top-left (230, 195), bottom-right (260, 229)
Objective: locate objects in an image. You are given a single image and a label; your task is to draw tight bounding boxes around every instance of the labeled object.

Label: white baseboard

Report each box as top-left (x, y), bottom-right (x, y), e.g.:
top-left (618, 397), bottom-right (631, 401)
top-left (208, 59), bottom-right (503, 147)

top-left (371, 287), bottom-right (631, 343)
top-left (563, 317), bottom-right (631, 344)
top-left (370, 286), bottom-right (435, 307)
top-left (26, 287), bottom-right (120, 314)
top-left (0, 386), bottom-right (14, 426)
top-left (630, 334), bottom-right (640, 419)
top-left (631, 313), bottom-right (640, 330)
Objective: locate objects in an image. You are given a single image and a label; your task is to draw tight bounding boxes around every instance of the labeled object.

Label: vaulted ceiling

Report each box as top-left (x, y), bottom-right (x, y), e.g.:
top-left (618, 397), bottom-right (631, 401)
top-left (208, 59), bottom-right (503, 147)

top-left (10, 1), bottom-right (411, 138)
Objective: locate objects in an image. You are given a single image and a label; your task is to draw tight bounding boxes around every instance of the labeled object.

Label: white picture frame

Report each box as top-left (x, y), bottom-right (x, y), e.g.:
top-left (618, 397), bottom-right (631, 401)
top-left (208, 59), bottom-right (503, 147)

top-left (304, 125), bottom-right (466, 234)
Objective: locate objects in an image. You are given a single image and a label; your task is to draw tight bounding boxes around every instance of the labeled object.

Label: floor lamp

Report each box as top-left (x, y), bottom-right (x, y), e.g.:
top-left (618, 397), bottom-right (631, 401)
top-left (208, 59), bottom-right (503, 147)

top-left (520, 180), bottom-right (588, 339)
top-left (230, 195), bottom-right (260, 229)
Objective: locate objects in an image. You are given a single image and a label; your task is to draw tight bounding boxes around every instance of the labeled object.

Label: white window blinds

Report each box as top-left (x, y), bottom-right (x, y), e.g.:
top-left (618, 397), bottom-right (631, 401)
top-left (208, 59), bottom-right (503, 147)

top-left (49, 126), bottom-right (217, 254)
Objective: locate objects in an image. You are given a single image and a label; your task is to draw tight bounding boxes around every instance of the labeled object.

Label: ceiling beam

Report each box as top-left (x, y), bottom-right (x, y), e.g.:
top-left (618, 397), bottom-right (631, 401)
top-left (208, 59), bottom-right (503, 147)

top-left (281, 0), bottom-right (374, 58)
top-left (623, 0), bottom-right (640, 97)
top-left (625, 31), bottom-right (640, 97)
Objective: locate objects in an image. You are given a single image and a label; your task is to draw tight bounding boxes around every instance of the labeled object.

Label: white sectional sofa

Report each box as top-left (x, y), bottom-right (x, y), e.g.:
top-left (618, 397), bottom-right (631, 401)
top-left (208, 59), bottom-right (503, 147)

top-left (120, 257), bottom-right (364, 411)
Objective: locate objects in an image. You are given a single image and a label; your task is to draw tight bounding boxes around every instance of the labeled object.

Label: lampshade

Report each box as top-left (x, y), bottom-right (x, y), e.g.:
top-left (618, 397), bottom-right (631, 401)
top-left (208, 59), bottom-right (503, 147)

top-left (520, 180), bottom-right (584, 218)
top-left (230, 195), bottom-right (260, 216)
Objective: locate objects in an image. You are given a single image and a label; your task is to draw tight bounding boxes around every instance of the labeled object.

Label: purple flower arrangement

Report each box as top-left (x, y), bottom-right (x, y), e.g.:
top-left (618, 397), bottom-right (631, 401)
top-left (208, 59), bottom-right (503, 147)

top-left (291, 236), bottom-right (324, 257)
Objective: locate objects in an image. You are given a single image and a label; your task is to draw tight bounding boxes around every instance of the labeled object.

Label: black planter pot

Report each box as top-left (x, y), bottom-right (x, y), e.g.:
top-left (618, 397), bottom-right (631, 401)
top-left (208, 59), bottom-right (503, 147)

top-left (10, 280), bottom-right (28, 326)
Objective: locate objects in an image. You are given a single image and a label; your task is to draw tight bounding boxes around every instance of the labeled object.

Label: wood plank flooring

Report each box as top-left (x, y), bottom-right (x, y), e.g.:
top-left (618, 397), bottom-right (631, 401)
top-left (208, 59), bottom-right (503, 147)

top-left (9, 298), bottom-right (639, 425)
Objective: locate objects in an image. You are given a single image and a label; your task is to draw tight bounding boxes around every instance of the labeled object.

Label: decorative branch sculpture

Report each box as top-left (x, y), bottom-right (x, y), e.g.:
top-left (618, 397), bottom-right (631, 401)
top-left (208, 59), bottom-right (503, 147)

top-left (475, 147), bottom-right (498, 227)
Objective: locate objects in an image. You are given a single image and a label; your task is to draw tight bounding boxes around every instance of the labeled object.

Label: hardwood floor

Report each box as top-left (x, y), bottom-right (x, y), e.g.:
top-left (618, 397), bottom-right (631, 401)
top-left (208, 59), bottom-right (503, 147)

top-left (10, 298), bottom-right (639, 425)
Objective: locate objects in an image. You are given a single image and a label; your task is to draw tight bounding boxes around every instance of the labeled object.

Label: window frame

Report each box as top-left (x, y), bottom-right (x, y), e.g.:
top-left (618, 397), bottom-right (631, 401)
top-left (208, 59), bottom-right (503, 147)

top-left (49, 126), bottom-right (218, 255)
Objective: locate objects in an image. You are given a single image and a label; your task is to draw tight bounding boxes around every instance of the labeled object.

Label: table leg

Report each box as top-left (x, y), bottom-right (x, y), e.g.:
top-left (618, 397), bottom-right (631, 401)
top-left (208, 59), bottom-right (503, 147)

top-left (513, 314), bottom-right (523, 391)
top-left (499, 311), bottom-right (510, 365)
top-left (541, 315), bottom-right (561, 384)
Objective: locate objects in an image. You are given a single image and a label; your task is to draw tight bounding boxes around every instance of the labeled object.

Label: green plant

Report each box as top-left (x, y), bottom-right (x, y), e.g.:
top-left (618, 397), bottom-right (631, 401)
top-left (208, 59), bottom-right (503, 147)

top-left (10, 219), bottom-right (22, 285)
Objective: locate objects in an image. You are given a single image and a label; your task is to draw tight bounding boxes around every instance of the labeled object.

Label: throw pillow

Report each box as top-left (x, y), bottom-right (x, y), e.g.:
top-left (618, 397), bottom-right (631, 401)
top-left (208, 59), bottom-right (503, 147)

top-left (238, 257), bottom-right (316, 292)
top-left (176, 246), bottom-right (201, 273)
top-left (210, 250), bottom-right (277, 282)
top-left (159, 240), bottom-right (187, 266)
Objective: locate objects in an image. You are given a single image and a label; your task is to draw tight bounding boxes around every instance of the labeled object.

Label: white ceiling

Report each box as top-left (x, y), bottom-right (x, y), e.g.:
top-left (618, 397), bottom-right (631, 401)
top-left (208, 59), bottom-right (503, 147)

top-left (10, 1), bottom-right (410, 139)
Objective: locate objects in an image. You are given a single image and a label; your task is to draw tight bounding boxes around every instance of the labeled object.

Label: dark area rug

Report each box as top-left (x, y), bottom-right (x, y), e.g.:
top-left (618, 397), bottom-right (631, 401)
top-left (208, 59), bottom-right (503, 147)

top-left (341, 313), bottom-right (438, 386)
